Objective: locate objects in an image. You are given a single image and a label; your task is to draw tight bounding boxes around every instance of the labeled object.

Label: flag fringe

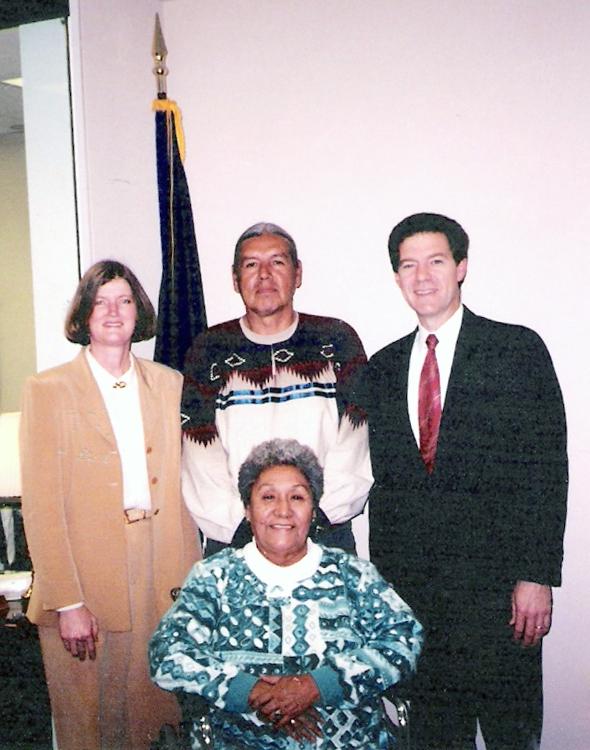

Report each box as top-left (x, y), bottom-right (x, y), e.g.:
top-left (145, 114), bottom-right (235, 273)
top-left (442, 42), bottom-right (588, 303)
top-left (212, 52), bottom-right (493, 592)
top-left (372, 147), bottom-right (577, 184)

top-left (152, 99), bottom-right (186, 162)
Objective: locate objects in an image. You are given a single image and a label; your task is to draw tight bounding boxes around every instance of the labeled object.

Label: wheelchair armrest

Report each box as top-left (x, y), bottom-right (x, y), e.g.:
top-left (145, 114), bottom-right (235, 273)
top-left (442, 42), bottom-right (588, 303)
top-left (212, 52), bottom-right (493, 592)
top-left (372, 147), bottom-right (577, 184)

top-left (383, 687), bottom-right (411, 750)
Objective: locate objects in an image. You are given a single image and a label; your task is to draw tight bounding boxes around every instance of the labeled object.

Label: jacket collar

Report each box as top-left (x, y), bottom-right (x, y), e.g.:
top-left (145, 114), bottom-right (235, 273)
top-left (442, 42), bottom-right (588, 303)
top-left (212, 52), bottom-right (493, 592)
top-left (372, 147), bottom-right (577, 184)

top-left (69, 349), bottom-right (157, 448)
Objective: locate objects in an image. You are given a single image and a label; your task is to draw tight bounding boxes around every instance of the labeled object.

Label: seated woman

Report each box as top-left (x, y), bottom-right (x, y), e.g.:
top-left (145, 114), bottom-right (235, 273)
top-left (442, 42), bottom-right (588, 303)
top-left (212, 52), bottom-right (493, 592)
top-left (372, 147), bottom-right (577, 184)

top-left (150, 439), bottom-right (422, 749)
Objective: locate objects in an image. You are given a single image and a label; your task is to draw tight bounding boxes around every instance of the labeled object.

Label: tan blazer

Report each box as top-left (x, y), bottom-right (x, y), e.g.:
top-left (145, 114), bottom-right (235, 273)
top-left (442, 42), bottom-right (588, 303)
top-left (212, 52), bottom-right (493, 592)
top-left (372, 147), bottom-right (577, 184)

top-left (20, 349), bottom-right (200, 630)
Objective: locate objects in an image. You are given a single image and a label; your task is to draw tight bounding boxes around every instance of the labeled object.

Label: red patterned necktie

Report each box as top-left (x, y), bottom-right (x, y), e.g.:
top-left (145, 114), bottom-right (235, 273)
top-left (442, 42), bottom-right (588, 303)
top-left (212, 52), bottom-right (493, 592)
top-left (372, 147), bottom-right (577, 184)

top-left (419, 334), bottom-right (441, 474)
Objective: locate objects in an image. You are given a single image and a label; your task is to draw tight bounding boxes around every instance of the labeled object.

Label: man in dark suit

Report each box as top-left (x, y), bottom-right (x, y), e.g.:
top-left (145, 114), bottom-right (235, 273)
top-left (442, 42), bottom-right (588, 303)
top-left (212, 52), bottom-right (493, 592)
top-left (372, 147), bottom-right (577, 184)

top-left (360, 213), bottom-right (568, 750)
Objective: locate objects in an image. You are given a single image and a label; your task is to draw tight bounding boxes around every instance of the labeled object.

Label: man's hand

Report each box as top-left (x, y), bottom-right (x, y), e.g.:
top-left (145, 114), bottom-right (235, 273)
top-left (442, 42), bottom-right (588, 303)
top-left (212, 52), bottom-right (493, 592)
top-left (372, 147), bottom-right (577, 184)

top-left (58, 606), bottom-right (99, 660)
top-left (249, 674), bottom-right (322, 740)
top-left (510, 580), bottom-right (552, 647)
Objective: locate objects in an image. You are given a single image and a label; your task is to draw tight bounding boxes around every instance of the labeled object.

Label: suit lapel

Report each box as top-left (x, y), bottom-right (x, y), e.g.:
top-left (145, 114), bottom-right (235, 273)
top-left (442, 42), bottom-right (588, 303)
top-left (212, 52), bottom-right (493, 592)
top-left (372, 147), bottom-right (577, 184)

top-left (442, 308), bottom-right (478, 415)
top-left (70, 350), bottom-right (116, 445)
top-left (72, 352), bottom-right (159, 453)
top-left (436, 308), bottom-right (480, 469)
top-left (395, 331), bottom-right (426, 470)
top-left (135, 357), bottom-right (157, 451)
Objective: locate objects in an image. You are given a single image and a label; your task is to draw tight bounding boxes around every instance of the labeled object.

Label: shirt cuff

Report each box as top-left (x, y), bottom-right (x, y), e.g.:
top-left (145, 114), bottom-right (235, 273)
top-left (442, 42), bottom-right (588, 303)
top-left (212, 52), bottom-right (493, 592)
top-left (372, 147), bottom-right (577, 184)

top-left (310, 666), bottom-right (344, 706)
top-left (56, 602), bottom-right (84, 612)
top-left (224, 672), bottom-right (259, 713)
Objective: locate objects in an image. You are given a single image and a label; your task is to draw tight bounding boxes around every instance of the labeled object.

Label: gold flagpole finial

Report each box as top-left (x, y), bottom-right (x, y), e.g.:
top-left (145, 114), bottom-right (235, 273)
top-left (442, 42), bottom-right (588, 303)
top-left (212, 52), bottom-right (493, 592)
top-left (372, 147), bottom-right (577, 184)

top-left (152, 13), bottom-right (168, 98)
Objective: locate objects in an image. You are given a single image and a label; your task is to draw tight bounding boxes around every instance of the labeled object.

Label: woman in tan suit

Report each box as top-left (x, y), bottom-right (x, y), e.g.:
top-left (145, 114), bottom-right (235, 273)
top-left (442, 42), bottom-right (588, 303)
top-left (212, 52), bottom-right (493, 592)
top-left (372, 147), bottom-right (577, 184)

top-left (20, 260), bottom-right (201, 750)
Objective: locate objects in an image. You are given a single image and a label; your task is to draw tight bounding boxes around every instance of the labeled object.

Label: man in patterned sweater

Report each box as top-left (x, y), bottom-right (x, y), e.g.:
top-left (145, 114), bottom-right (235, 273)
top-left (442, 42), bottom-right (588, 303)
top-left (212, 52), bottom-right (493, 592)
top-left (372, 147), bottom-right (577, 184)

top-left (181, 222), bottom-right (372, 554)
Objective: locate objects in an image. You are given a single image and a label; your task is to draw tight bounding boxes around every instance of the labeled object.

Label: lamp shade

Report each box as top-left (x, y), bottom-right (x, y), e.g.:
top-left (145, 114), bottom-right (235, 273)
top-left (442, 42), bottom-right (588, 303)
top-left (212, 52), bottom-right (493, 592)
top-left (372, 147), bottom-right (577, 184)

top-left (0, 412), bottom-right (21, 498)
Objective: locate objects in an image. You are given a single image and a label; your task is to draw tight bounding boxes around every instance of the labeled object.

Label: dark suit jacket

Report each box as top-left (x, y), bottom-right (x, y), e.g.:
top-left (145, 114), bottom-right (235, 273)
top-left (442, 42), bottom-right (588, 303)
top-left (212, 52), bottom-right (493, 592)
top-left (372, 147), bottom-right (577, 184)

top-left (362, 308), bottom-right (567, 617)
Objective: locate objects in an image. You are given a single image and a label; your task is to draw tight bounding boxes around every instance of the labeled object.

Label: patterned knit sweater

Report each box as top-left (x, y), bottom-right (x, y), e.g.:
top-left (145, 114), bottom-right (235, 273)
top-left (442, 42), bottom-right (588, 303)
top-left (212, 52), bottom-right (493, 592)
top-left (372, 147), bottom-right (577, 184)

top-left (150, 542), bottom-right (423, 749)
top-left (181, 313), bottom-right (373, 543)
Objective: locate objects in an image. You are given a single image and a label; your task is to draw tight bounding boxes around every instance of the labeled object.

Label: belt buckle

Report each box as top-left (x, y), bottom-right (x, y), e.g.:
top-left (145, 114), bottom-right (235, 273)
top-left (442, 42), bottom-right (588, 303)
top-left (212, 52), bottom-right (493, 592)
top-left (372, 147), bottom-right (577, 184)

top-left (124, 508), bottom-right (148, 524)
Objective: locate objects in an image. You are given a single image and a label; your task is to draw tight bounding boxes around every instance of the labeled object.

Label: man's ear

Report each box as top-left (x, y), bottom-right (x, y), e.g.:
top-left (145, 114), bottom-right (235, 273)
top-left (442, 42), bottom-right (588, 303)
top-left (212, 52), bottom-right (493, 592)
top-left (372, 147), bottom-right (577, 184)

top-left (456, 258), bottom-right (468, 284)
top-left (295, 260), bottom-right (303, 289)
top-left (394, 271), bottom-right (401, 289)
top-left (232, 269), bottom-right (240, 294)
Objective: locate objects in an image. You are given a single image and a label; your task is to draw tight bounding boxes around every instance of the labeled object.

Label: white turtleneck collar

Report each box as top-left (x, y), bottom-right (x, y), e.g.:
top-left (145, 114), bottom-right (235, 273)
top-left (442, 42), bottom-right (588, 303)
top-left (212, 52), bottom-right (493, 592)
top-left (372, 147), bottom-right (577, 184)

top-left (243, 539), bottom-right (323, 597)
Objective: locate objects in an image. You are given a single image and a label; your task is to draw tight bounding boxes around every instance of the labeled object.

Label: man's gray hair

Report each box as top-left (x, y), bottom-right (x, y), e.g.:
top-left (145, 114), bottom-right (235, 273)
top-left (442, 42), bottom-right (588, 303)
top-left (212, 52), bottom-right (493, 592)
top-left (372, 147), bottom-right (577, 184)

top-left (233, 222), bottom-right (298, 275)
top-left (238, 439), bottom-right (323, 508)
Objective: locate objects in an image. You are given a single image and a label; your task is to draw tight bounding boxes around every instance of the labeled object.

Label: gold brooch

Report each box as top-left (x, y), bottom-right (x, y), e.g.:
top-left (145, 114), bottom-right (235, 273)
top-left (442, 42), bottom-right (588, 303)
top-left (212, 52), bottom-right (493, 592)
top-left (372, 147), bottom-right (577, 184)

top-left (113, 381), bottom-right (127, 389)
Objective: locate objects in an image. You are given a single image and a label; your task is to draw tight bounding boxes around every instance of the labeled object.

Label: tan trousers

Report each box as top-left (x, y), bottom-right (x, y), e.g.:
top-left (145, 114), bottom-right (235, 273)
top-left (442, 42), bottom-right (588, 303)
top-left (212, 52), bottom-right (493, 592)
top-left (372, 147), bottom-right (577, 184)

top-left (38, 518), bottom-right (180, 750)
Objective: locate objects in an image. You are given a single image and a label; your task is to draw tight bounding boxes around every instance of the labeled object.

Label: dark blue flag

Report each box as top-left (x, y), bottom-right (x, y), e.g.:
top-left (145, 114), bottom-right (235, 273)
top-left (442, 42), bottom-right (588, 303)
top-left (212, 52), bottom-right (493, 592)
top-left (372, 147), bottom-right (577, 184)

top-left (153, 99), bottom-right (207, 370)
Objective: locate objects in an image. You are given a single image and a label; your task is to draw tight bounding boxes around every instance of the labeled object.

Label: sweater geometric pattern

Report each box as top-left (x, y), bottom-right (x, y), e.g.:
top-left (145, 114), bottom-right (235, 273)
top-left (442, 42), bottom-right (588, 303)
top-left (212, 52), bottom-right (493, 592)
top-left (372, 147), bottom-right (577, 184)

top-left (150, 545), bottom-right (423, 749)
top-left (180, 314), bottom-right (373, 542)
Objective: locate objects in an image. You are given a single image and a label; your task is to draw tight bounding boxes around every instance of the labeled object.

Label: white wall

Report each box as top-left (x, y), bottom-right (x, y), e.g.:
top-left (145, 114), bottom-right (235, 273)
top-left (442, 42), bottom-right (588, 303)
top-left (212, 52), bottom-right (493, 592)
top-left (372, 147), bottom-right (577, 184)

top-left (69, 0), bottom-right (162, 359)
top-left (69, 1), bottom-right (589, 746)
top-left (21, 19), bottom-right (79, 373)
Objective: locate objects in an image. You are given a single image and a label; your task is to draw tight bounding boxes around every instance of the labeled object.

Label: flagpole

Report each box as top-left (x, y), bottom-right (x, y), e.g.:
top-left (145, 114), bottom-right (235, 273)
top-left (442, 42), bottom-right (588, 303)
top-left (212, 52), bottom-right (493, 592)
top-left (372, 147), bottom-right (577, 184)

top-left (151, 13), bottom-right (208, 370)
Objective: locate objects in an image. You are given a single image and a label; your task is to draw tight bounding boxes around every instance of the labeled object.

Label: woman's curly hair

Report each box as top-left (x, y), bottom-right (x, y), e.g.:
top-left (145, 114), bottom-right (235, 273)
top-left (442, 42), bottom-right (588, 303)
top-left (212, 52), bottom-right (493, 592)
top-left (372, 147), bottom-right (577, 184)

top-left (238, 439), bottom-right (323, 508)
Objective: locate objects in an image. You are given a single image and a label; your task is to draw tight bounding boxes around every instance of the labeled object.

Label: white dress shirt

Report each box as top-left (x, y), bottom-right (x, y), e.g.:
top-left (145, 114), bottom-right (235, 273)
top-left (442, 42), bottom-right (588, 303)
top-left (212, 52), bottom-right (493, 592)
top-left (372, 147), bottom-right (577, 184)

top-left (407, 305), bottom-right (464, 446)
top-left (86, 349), bottom-right (151, 511)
